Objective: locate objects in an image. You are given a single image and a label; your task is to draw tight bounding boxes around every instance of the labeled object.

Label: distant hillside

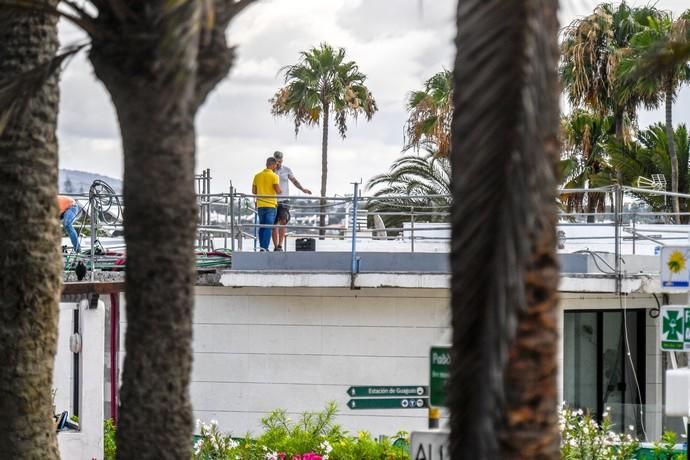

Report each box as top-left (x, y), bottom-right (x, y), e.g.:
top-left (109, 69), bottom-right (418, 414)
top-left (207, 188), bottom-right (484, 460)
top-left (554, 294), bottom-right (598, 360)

top-left (59, 169), bottom-right (122, 195)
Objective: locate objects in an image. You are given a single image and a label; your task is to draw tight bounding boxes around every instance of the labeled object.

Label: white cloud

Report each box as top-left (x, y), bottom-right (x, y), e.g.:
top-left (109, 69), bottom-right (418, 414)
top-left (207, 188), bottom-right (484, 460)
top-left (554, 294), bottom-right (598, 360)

top-left (57, 0), bottom-right (690, 197)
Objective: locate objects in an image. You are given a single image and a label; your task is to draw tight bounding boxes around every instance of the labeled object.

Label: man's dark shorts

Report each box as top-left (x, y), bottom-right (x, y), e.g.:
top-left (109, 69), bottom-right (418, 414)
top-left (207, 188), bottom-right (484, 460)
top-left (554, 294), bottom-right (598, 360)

top-left (276, 202), bottom-right (291, 223)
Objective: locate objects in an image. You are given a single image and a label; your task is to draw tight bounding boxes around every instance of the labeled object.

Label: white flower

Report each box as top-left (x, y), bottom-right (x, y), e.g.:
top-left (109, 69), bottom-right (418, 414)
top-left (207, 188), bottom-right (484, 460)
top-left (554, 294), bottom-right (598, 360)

top-left (628, 425), bottom-right (635, 431)
top-left (320, 440), bottom-right (333, 454)
top-left (265, 451), bottom-right (278, 460)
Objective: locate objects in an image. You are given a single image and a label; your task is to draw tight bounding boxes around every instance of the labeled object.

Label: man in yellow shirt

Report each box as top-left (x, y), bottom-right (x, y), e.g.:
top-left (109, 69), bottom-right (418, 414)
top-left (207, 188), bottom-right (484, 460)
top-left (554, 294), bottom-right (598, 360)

top-left (252, 157), bottom-right (282, 251)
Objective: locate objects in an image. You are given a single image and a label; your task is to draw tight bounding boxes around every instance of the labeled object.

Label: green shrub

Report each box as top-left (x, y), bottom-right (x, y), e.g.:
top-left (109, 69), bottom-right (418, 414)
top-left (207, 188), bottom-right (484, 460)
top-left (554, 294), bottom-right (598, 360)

top-left (104, 418), bottom-right (116, 460)
top-left (651, 431), bottom-right (687, 460)
top-left (192, 402), bottom-right (409, 460)
top-left (560, 405), bottom-right (639, 459)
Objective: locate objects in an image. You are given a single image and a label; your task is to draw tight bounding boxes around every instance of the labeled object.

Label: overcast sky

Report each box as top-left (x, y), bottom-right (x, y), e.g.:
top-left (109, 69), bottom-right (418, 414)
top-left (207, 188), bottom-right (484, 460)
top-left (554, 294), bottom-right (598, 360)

top-left (57, 0), bottom-right (690, 195)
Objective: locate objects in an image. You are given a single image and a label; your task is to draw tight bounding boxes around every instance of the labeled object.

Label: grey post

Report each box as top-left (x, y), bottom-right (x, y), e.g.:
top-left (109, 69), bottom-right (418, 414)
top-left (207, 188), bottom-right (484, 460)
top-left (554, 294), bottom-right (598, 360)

top-left (229, 183), bottom-right (235, 252)
top-left (351, 182), bottom-right (360, 277)
top-left (410, 206), bottom-right (415, 253)
top-left (90, 196), bottom-right (97, 281)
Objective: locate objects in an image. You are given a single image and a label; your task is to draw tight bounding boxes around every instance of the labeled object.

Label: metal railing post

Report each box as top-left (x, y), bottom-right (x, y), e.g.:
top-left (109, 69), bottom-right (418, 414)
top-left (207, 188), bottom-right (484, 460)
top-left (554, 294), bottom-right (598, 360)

top-left (90, 197), bottom-right (97, 281)
top-left (253, 204), bottom-right (258, 252)
top-left (224, 193), bottom-right (229, 250)
top-left (632, 211), bottom-right (636, 255)
top-left (229, 184), bottom-right (235, 252)
top-left (410, 207), bottom-right (415, 253)
top-left (351, 182), bottom-right (360, 277)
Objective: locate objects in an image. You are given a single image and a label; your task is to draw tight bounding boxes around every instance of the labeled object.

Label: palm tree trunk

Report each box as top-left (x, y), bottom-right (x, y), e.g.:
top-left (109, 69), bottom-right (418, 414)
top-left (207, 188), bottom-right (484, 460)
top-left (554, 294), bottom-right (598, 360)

top-left (450, 0), bottom-right (560, 458)
top-left (89, 14), bottom-right (200, 459)
top-left (319, 100), bottom-right (329, 238)
top-left (0, 8), bottom-right (61, 458)
top-left (116, 97), bottom-right (197, 460)
top-left (665, 81), bottom-right (680, 222)
top-left (614, 110), bottom-right (625, 186)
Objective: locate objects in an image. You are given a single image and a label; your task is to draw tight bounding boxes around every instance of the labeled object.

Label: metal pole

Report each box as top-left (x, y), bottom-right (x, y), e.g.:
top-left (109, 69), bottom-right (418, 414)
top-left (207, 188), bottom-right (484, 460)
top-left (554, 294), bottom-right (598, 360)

top-left (410, 207), bottom-right (415, 253)
top-left (224, 194), bottom-right (229, 250)
top-left (206, 169), bottom-right (211, 250)
top-left (253, 204), bottom-right (258, 252)
top-left (632, 211), bottom-right (636, 255)
top-left (351, 182), bottom-right (360, 276)
top-left (614, 185), bottom-right (622, 294)
top-left (90, 199), bottom-right (97, 282)
top-left (229, 184), bottom-right (235, 252)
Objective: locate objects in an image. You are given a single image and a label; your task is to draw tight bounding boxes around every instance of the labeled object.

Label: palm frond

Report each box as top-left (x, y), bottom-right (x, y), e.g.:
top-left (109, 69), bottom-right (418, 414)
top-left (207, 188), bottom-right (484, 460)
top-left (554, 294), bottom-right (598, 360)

top-left (0, 44), bottom-right (84, 136)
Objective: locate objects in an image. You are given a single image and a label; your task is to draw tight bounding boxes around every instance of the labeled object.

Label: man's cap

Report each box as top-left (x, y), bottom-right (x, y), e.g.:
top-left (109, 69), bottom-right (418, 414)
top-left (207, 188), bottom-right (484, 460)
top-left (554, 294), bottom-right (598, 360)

top-left (273, 151), bottom-right (284, 160)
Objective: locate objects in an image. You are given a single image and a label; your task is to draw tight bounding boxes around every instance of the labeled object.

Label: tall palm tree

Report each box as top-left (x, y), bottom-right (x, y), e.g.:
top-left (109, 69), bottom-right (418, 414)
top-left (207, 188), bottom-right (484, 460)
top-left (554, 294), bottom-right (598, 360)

top-left (1, 1), bottom-right (256, 457)
top-left (620, 11), bottom-right (690, 221)
top-left (451, 0), bottom-right (560, 458)
top-left (86, 2), bottom-right (255, 458)
top-left (365, 152), bottom-right (451, 232)
top-left (404, 69), bottom-right (453, 157)
top-left (560, 109), bottom-right (614, 220)
top-left (560, 3), bottom-right (661, 149)
top-left (271, 43), bottom-right (377, 235)
top-left (0, 5), bottom-right (61, 457)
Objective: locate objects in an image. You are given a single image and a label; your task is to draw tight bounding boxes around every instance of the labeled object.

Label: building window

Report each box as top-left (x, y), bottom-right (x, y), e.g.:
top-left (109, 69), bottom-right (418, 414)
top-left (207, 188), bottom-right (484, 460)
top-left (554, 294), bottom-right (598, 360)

top-left (564, 309), bottom-right (646, 434)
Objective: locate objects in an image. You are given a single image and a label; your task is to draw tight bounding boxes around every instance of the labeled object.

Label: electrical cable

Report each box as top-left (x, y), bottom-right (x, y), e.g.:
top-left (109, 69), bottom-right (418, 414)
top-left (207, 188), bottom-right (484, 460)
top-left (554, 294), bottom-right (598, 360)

top-left (573, 249), bottom-right (617, 274)
top-left (620, 292), bottom-right (648, 441)
top-left (649, 293), bottom-right (661, 319)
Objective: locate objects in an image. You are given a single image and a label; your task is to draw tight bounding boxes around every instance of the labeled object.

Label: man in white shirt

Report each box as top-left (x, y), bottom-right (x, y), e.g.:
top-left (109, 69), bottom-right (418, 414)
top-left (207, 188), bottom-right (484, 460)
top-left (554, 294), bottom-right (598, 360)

top-left (272, 151), bottom-right (312, 251)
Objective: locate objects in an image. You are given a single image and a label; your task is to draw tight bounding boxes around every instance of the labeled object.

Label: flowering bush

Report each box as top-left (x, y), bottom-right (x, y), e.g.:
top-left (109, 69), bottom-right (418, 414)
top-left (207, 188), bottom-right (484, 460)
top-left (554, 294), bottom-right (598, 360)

top-left (560, 405), bottom-right (639, 459)
top-left (193, 419), bottom-right (240, 459)
top-left (192, 403), bottom-right (408, 460)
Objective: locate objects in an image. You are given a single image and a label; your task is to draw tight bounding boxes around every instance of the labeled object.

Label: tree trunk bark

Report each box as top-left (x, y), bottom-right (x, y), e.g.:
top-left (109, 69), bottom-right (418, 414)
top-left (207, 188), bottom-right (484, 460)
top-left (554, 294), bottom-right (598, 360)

top-left (665, 82), bottom-right (680, 222)
top-left (450, 1), bottom-right (560, 459)
top-left (0, 7), bottom-right (61, 458)
top-left (614, 110), bottom-right (625, 186)
top-left (89, 10), bottom-right (200, 458)
top-left (319, 101), bottom-right (329, 238)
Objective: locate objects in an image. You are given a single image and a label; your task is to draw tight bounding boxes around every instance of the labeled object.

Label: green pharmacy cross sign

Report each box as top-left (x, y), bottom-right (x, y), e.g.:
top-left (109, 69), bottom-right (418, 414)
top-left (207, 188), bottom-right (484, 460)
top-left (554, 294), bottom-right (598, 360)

top-left (660, 306), bottom-right (690, 351)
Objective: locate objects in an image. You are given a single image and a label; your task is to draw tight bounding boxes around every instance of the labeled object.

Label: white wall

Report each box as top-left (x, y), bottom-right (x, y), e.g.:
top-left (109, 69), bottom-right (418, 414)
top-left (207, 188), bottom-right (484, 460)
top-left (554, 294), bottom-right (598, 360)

top-left (56, 299), bottom-right (105, 460)
top-left (189, 286), bottom-right (450, 436)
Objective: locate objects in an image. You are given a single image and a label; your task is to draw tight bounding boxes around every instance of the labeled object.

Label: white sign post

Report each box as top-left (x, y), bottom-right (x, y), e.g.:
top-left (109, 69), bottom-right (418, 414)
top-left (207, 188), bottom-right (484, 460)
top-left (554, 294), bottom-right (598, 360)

top-left (409, 430), bottom-right (448, 460)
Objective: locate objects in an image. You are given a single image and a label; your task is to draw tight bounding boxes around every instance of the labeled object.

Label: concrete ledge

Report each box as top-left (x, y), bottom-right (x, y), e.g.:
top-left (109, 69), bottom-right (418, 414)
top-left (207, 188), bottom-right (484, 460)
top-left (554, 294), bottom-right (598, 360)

top-left (231, 252), bottom-right (596, 275)
top-left (221, 270), bottom-right (658, 292)
top-left (219, 271), bottom-right (450, 289)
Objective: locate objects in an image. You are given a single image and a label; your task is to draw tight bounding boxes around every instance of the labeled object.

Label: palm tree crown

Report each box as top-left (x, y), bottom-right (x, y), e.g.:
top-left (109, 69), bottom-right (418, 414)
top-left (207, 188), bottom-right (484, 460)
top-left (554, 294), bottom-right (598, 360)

top-left (404, 69), bottom-right (453, 157)
top-left (365, 151), bottom-right (450, 233)
top-left (270, 42), bottom-right (377, 139)
top-left (560, 3), bottom-right (661, 137)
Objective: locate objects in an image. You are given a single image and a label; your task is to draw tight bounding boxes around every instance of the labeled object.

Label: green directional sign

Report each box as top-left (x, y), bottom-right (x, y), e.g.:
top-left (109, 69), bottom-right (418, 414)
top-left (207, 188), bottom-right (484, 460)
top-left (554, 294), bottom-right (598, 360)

top-left (346, 386), bottom-right (427, 398)
top-left (430, 346), bottom-right (450, 407)
top-left (660, 306), bottom-right (689, 351)
top-left (347, 398), bottom-right (429, 410)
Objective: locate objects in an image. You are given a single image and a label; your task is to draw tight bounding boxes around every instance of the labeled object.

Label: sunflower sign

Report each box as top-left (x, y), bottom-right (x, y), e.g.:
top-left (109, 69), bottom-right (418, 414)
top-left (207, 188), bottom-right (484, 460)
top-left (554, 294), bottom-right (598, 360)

top-left (660, 246), bottom-right (690, 289)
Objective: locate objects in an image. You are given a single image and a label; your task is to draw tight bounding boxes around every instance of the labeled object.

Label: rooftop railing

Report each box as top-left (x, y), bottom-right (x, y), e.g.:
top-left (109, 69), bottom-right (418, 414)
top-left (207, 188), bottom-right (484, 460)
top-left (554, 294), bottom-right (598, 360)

top-left (62, 179), bottom-right (690, 284)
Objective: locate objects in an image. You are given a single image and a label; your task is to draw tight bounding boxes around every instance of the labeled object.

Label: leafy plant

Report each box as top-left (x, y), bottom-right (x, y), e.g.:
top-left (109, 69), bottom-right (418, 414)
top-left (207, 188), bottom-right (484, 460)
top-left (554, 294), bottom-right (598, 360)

top-left (104, 419), bottom-right (116, 460)
top-left (652, 431), bottom-right (687, 460)
top-left (560, 405), bottom-right (639, 459)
